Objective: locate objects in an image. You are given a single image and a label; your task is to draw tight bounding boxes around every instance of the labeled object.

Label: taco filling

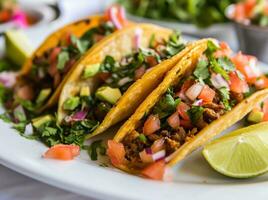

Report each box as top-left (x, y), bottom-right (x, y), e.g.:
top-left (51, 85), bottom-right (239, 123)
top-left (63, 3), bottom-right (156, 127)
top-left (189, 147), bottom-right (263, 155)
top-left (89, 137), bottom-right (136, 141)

top-left (107, 40), bottom-right (268, 179)
top-left (58, 32), bottom-right (185, 139)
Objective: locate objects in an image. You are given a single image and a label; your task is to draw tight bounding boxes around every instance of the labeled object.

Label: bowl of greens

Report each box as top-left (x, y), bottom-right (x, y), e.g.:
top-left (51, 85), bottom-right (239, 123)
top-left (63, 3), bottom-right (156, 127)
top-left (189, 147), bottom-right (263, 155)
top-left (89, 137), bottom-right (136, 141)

top-left (226, 0), bottom-right (268, 63)
top-left (118, 0), bottom-right (238, 48)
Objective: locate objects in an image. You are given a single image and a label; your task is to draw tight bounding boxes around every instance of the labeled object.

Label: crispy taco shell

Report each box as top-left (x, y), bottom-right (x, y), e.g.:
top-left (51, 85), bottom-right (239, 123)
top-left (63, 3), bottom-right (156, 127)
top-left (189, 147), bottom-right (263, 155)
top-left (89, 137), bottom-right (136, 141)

top-left (17, 15), bottom-right (124, 112)
top-left (112, 40), bottom-right (268, 173)
top-left (58, 23), bottom-right (208, 139)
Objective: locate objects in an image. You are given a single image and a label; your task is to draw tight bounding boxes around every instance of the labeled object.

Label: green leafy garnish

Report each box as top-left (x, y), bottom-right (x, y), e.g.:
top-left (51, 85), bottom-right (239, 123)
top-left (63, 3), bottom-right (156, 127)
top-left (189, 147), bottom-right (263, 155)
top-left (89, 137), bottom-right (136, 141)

top-left (87, 140), bottom-right (106, 161)
top-left (193, 60), bottom-right (209, 81)
top-left (138, 134), bottom-right (147, 143)
top-left (187, 106), bottom-right (204, 124)
top-left (217, 57), bottom-right (235, 72)
top-left (218, 87), bottom-right (231, 110)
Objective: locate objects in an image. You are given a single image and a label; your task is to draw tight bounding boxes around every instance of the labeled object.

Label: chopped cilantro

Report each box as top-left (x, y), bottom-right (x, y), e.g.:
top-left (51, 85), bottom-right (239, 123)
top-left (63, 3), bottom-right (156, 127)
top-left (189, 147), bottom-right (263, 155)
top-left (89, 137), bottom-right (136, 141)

top-left (187, 106), bottom-right (204, 124)
top-left (138, 134), bottom-right (147, 143)
top-left (218, 87), bottom-right (231, 110)
top-left (205, 40), bottom-right (218, 57)
top-left (193, 60), bottom-right (209, 81)
top-left (87, 140), bottom-right (106, 161)
top-left (217, 57), bottom-right (235, 72)
top-left (210, 58), bottom-right (229, 80)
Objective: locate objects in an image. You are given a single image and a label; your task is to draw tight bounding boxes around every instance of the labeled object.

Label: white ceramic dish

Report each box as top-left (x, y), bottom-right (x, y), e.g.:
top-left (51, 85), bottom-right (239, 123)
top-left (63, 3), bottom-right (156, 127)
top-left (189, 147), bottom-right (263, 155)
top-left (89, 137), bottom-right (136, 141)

top-left (0, 2), bottom-right (56, 33)
top-left (1, 29), bottom-right (268, 200)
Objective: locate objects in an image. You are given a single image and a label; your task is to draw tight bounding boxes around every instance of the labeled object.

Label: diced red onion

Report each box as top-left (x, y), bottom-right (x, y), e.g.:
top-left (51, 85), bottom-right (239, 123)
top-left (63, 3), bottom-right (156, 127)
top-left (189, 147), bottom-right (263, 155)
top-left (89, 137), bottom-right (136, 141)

top-left (152, 150), bottom-right (166, 161)
top-left (0, 72), bottom-right (17, 88)
top-left (134, 28), bottom-right (143, 50)
top-left (211, 73), bottom-right (229, 90)
top-left (245, 57), bottom-right (261, 79)
top-left (71, 110), bottom-right (88, 121)
top-left (145, 147), bottom-right (153, 155)
top-left (193, 99), bottom-right (203, 106)
top-left (117, 77), bottom-right (132, 86)
top-left (151, 138), bottom-right (165, 153)
top-left (185, 83), bottom-right (204, 101)
top-left (108, 6), bottom-right (122, 29)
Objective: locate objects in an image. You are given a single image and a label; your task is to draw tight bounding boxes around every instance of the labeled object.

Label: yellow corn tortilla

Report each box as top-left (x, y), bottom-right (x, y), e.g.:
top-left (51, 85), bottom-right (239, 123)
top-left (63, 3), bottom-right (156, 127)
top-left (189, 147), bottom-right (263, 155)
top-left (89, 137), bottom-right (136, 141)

top-left (57, 23), bottom-right (209, 139)
top-left (112, 40), bottom-right (268, 174)
top-left (17, 15), bottom-right (124, 112)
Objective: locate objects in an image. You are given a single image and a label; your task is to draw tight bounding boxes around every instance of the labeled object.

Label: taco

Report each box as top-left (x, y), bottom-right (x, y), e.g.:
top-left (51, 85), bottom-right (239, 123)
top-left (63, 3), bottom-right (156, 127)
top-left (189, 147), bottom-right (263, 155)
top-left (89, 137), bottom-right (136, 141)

top-left (11, 6), bottom-right (128, 115)
top-left (107, 40), bottom-right (268, 180)
top-left (56, 24), bottom-right (208, 142)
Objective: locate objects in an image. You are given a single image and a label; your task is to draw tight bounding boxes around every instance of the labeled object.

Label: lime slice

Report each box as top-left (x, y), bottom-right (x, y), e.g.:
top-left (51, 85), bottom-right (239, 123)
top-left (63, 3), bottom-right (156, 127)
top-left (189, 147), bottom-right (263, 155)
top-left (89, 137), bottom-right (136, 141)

top-left (203, 122), bottom-right (268, 178)
top-left (4, 30), bottom-right (33, 66)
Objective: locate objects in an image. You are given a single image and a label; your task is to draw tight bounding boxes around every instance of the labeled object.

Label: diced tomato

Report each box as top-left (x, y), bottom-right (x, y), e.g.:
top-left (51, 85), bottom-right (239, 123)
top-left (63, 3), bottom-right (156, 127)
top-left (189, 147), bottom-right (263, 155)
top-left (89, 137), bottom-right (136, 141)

top-left (62, 31), bottom-right (72, 46)
top-left (167, 112), bottom-right (180, 129)
top-left (145, 56), bottom-right (158, 68)
top-left (134, 66), bottom-right (146, 80)
top-left (151, 139), bottom-right (165, 153)
top-left (176, 102), bottom-right (190, 121)
top-left (214, 41), bottom-right (232, 58)
top-left (262, 100), bottom-right (268, 121)
top-left (16, 85), bottom-right (34, 100)
top-left (244, 0), bottom-right (256, 17)
top-left (180, 119), bottom-right (193, 129)
top-left (43, 144), bottom-right (80, 161)
top-left (0, 10), bottom-right (11, 22)
top-left (198, 85), bottom-right (215, 103)
top-left (98, 72), bottom-right (110, 81)
top-left (143, 115), bottom-right (161, 135)
top-left (141, 160), bottom-right (166, 180)
top-left (229, 71), bottom-right (249, 93)
top-left (232, 52), bottom-right (260, 84)
top-left (48, 62), bottom-right (58, 77)
top-left (107, 140), bottom-right (126, 166)
top-left (255, 76), bottom-right (268, 89)
top-left (175, 79), bottom-right (194, 100)
top-left (234, 3), bottom-right (246, 22)
top-left (49, 47), bottom-right (61, 64)
top-left (265, 5), bottom-right (268, 15)
top-left (139, 150), bottom-right (153, 163)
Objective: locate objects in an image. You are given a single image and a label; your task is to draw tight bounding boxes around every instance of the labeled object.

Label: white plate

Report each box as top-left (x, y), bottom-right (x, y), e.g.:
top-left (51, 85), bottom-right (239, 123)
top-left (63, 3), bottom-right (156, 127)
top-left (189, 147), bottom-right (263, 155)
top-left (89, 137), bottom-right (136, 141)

top-left (1, 29), bottom-right (268, 200)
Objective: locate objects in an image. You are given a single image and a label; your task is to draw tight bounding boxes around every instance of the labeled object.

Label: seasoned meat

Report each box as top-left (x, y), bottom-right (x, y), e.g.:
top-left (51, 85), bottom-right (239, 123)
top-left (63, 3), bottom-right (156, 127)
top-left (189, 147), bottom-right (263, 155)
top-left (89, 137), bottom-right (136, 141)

top-left (172, 127), bottom-right (187, 143)
top-left (202, 102), bottom-right (225, 112)
top-left (195, 116), bottom-right (208, 129)
top-left (147, 133), bottom-right (161, 142)
top-left (203, 108), bottom-right (219, 122)
top-left (165, 138), bottom-right (180, 155)
top-left (230, 91), bottom-right (244, 103)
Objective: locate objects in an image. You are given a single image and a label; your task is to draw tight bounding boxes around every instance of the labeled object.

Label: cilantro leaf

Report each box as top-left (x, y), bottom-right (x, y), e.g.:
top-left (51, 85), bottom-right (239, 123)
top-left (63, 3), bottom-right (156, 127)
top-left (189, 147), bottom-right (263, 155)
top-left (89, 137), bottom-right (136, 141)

top-left (205, 40), bottom-right (219, 57)
top-left (87, 140), bottom-right (106, 161)
top-left (187, 106), bottom-right (204, 124)
top-left (218, 87), bottom-right (231, 110)
top-left (193, 60), bottom-right (209, 81)
top-left (218, 57), bottom-right (235, 72)
top-left (57, 51), bottom-right (69, 70)
top-left (210, 58), bottom-right (229, 80)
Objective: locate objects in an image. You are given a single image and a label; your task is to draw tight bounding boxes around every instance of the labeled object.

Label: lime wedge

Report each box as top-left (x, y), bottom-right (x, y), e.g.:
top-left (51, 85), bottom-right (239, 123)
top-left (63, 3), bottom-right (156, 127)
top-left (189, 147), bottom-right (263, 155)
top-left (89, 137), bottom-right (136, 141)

top-left (203, 122), bottom-right (268, 178)
top-left (4, 30), bottom-right (33, 66)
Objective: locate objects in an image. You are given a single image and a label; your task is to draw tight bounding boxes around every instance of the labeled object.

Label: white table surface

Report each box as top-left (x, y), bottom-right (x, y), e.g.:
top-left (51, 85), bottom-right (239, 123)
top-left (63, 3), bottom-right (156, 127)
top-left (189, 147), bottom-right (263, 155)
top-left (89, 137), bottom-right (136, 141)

top-left (0, 0), bottom-right (112, 199)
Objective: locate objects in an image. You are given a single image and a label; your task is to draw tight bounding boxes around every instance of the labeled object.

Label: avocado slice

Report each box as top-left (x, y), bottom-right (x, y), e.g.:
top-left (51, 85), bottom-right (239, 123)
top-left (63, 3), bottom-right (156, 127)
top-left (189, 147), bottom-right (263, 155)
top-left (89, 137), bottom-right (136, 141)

top-left (83, 63), bottom-right (101, 78)
top-left (32, 115), bottom-right (54, 128)
top-left (5, 30), bottom-right (33, 66)
top-left (248, 110), bottom-right (264, 123)
top-left (63, 96), bottom-right (80, 110)
top-left (95, 86), bottom-right (122, 105)
top-left (80, 86), bottom-right (90, 96)
top-left (36, 88), bottom-right (52, 105)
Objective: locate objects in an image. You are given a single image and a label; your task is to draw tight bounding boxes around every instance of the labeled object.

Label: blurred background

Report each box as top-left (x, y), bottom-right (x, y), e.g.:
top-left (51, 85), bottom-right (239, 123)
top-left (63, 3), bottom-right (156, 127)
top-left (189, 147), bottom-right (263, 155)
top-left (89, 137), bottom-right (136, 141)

top-left (0, 0), bottom-right (267, 62)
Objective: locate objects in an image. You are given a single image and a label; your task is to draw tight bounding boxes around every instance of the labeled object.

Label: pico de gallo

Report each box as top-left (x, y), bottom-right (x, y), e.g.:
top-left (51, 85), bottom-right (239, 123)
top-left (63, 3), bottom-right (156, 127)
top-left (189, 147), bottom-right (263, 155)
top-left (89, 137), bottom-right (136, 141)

top-left (228, 0), bottom-right (268, 26)
top-left (107, 40), bottom-right (268, 180)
